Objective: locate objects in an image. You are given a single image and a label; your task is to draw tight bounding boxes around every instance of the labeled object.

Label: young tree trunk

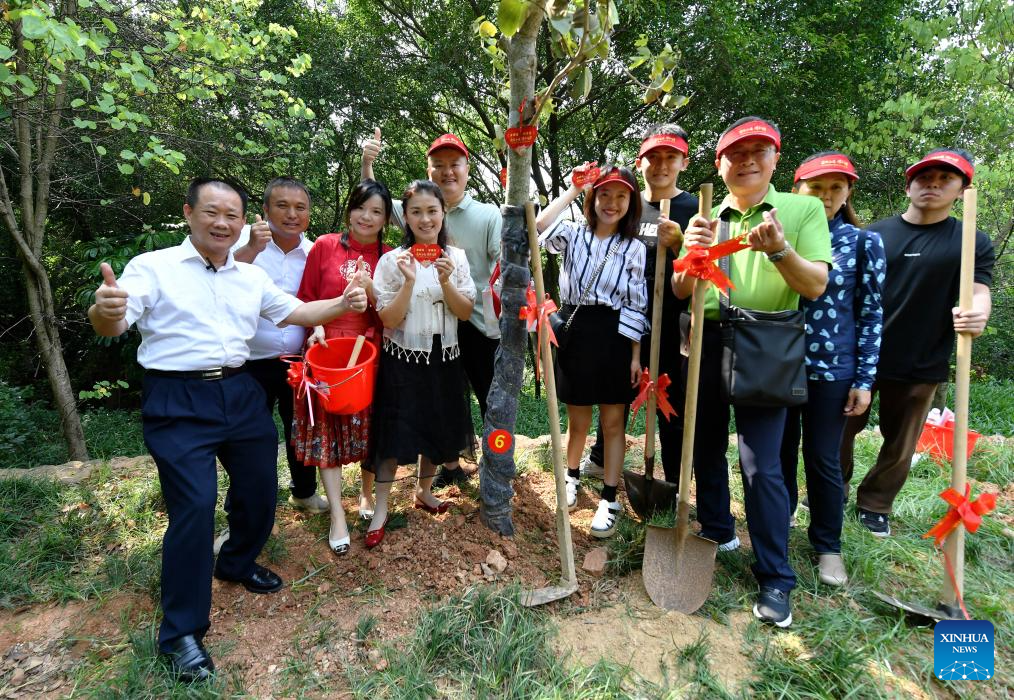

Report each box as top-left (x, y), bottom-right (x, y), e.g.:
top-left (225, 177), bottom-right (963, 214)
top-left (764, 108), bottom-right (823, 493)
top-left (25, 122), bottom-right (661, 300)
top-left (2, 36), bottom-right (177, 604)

top-left (22, 257), bottom-right (90, 461)
top-left (479, 6), bottom-right (545, 535)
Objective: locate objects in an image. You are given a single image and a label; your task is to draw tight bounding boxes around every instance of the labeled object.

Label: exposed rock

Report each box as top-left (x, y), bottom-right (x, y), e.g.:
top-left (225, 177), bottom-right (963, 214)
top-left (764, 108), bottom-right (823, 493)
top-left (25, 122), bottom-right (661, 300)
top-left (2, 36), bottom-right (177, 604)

top-left (485, 549), bottom-right (508, 573)
top-left (581, 547), bottom-right (608, 576)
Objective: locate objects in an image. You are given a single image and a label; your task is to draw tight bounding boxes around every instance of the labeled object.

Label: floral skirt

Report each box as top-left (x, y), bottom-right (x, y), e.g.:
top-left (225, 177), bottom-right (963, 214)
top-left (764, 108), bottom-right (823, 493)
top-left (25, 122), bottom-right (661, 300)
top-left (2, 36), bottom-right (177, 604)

top-left (291, 375), bottom-right (372, 470)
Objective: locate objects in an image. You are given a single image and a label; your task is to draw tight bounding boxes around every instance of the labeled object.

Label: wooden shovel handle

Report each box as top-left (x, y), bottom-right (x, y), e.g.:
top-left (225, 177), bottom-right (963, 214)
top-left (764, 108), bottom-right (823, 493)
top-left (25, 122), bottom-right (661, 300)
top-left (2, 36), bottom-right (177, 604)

top-left (643, 199), bottom-right (674, 475)
top-left (676, 184), bottom-right (712, 530)
top-left (346, 335), bottom-right (367, 368)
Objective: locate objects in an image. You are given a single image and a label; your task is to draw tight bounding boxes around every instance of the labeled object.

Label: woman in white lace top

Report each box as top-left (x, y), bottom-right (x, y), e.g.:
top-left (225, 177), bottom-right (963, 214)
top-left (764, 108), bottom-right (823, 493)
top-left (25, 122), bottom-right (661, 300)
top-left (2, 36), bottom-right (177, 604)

top-left (365, 180), bottom-right (478, 547)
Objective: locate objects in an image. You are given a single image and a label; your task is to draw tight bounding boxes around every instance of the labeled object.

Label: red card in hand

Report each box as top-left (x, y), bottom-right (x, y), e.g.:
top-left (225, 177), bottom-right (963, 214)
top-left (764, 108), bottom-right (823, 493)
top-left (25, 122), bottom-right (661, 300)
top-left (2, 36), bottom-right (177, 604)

top-left (411, 244), bottom-right (442, 263)
top-left (572, 161), bottom-right (601, 188)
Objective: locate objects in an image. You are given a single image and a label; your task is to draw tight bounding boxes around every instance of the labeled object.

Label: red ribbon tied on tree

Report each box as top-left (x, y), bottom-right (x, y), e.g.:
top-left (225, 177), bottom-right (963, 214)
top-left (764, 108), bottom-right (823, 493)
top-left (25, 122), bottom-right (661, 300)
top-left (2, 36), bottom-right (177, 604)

top-left (505, 98), bottom-right (538, 152)
top-left (923, 485), bottom-right (998, 546)
top-left (630, 369), bottom-right (677, 422)
top-left (519, 282), bottom-right (558, 383)
top-left (672, 235), bottom-right (751, 295)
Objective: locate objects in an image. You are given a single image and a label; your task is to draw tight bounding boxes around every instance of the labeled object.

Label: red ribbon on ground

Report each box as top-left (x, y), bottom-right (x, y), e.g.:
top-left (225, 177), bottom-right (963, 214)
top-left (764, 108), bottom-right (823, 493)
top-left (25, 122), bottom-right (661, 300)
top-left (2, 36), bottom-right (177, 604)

top-left (923, 485), bottom-right (997, 547)
top-left (672, 235), bottom-right (751, 295)
top-left (630, 369), bottom-right (677, 423)
top-left (519, 283), bottom-right (558, 383)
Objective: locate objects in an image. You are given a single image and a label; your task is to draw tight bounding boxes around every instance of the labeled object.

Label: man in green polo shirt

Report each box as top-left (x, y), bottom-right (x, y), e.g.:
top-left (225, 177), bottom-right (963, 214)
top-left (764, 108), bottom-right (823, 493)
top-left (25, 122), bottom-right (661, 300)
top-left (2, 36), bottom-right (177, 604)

top-left (673, 116), bottom-right (831, 628)
top-left (362, 129), bottom-right (502, 486)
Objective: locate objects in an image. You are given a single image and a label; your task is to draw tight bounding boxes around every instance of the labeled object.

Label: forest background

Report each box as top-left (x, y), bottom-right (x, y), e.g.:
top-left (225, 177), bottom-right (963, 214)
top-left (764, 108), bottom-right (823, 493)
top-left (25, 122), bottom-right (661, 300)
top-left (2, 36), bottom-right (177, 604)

top-left (1, 0), bottom-right (1011, 468)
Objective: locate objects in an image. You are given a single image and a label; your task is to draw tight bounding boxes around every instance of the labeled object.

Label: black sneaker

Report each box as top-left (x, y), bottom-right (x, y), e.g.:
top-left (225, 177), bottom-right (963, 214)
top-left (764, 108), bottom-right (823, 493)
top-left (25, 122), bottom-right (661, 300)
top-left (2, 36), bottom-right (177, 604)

top-left (433, 466), bottom-right (468, 489)
top-left (857, 508), bottom-right (890, 537)
top-left (753, 587), bottom-right (792, 628)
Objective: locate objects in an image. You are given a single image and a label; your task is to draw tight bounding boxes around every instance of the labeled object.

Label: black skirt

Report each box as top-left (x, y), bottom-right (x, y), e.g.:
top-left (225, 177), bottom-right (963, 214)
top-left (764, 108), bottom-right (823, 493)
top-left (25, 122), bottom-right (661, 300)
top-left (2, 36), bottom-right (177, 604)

top-left (554, 304), bottom-right (637, 406)
top-left (372, 335), bottom-right (476, 466)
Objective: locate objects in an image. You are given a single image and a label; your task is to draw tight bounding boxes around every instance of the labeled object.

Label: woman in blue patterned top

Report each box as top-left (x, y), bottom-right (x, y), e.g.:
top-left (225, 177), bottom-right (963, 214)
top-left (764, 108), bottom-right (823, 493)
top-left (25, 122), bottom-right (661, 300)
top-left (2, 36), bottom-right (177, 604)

top-left (779, 152), bottom-right (886, 586)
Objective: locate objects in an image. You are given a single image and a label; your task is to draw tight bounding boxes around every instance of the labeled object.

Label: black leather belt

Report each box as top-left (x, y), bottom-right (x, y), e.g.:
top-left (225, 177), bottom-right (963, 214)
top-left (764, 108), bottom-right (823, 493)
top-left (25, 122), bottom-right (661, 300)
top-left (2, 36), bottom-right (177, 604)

top-left (145, 364), bottom-right (247, 381)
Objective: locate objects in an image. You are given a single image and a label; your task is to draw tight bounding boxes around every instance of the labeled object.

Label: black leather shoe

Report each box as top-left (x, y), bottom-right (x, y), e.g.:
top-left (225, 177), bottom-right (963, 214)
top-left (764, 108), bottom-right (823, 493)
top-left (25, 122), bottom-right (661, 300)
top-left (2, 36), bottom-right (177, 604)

top-left (162, 634), bottom-right (214, 682)
top-left (214, 564), bottom-right (284, 594)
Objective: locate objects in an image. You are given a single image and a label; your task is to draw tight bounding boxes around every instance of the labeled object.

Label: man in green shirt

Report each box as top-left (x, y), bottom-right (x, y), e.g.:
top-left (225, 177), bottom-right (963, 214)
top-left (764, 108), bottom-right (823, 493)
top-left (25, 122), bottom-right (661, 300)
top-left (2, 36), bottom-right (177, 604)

top-left (673, 116), bottom-right (831, 628)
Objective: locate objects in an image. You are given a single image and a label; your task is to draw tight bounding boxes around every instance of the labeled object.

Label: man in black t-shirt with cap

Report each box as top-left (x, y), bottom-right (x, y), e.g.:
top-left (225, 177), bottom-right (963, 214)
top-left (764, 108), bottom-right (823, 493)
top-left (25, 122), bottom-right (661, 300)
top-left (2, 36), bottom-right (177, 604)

top-left (839, 148), bottom-right (995, 537)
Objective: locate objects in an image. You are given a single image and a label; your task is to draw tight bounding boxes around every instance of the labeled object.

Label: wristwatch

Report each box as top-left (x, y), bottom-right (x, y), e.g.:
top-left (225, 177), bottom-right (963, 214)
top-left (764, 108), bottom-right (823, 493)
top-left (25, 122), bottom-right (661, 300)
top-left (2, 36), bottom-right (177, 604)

top-left (767, 243), bottom-right (793, 263)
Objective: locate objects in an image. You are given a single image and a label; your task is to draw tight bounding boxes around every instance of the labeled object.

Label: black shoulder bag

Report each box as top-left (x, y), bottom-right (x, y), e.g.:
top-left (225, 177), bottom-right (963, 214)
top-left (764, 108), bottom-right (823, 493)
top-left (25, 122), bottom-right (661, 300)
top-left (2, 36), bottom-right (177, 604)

top-left (717, 220), bottom-right (808, 407)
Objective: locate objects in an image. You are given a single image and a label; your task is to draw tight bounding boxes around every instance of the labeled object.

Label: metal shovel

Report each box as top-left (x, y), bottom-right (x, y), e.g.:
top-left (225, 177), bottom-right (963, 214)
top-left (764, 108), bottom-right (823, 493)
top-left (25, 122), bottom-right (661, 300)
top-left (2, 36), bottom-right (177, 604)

top-left (520, 202), bottom-right (578, 607)
top-left (643, 184), bottom-right (718, 613)
top-left (624, 198), bottom-right (681, 519)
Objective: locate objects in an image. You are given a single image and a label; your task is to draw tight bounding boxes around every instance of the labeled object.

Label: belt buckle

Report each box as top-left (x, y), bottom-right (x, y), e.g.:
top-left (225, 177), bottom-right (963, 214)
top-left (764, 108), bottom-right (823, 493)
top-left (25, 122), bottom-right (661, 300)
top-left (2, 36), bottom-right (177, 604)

top-left (202, 368), bottom-right (224, 381)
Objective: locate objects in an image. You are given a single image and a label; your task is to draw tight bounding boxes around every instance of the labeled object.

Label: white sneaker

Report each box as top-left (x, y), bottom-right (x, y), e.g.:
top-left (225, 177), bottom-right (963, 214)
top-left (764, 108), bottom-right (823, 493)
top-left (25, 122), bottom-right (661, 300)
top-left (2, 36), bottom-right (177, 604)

top-left (590, 499), bottom-right (622, 538)
top-left (288, 493), bottom-right (330, 514)
top-left (213, 528), bottom-right (230, 556)
top-left (718, 535), bottom-right (741, 552)
top-left (564, 475), bottom-right (579, 510)
top-left (579, 455), bottom-right (605, 479)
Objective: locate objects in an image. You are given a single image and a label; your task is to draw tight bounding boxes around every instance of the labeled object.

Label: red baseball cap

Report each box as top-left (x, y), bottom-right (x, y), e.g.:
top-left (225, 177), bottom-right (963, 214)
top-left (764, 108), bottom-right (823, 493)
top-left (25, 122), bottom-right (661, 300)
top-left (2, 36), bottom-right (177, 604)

top-left (593, 167), bottom-right (636, 193)
top-left (637, 133), bottom-right (689, 159)
top-left (716, 119), bottom-right (781, 157)
top-left (794, 153), bottom-right (859, 183)
top-left (427, 133), bottom-right (469, 159)
top-left (905, 150), bottom-right (974, 183)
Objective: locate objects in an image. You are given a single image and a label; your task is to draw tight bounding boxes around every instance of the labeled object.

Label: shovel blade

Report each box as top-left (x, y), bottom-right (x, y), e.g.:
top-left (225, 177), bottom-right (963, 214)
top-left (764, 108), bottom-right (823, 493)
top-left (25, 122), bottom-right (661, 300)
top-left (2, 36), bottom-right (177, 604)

top-left (643, 525), bottom-right (718, 613)
top-left (623, 470), bottom-right (681, 521)
top-left (871, 591), bottom-right (957, 624)
top-left (521, 580), bottom-right (579, 607)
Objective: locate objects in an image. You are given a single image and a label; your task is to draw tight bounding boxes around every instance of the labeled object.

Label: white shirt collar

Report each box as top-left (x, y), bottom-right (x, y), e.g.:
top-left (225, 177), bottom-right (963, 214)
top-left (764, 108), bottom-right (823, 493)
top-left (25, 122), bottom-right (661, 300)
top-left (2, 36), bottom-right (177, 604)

top-left (181, 234), bottom-right (237, 271)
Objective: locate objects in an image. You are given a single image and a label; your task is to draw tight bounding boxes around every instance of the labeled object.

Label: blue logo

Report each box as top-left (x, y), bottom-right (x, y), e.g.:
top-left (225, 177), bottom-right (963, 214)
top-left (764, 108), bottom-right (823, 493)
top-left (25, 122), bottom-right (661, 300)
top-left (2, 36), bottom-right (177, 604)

top-left (934, 620), bottom-right (994, 680)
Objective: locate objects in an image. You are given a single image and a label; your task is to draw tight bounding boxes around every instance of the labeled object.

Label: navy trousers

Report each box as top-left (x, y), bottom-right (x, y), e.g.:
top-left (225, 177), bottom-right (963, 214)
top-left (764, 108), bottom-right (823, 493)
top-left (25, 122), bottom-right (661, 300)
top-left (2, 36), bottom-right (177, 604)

top-left (142, 372), bottom-right (278, 652)
top-left (780, 379), bottom-right (850, 554)
top-left (246, 358), bottom-right (316, 498)
top-left (687, 324), bottom-right (796, 592)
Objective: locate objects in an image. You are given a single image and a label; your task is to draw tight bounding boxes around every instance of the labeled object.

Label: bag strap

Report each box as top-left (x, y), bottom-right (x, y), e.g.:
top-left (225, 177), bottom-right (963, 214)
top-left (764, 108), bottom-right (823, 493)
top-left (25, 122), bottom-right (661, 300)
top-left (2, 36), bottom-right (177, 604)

top-left (717, 219), bottom-right (733, 319)
top-left (565, 234), bottom-right (620, 331)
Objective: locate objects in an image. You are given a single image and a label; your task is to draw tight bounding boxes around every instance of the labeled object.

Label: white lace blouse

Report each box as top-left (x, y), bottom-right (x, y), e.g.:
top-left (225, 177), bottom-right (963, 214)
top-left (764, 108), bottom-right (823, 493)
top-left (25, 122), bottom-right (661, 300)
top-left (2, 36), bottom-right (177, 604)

top-left (374, 245), bottom-right (477, 363)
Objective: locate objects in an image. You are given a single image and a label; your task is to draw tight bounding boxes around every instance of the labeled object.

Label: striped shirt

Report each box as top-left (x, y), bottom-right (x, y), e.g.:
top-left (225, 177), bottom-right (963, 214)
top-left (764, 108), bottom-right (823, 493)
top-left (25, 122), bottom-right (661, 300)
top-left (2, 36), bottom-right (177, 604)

top-left (539, 219), bottom-right (648, 341)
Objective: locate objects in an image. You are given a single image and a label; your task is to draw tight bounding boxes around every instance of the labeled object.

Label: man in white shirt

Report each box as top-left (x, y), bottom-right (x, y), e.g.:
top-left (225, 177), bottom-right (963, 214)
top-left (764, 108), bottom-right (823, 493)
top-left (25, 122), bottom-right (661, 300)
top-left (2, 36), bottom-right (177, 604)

top-left (230, 177), bottom-right (327, 514)
top-left (88, 178), bottom-right (367, 682)
top-left (362, 129), bottom-right (502, 486)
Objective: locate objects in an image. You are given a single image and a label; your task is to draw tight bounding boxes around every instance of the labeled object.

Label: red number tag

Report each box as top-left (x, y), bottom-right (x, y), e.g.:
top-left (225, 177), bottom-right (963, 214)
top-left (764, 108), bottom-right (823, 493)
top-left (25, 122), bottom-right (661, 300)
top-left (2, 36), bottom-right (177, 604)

top-left (572, 161), bottom-right (601, 188)
top-left (488, 429), bottom-right (512, 454)
top-left (499, 166), bottom-right (508, 189)
top-left (411, 244), bottom-right (442, 263)
top-left (505, 125), bottom-right (538, 151)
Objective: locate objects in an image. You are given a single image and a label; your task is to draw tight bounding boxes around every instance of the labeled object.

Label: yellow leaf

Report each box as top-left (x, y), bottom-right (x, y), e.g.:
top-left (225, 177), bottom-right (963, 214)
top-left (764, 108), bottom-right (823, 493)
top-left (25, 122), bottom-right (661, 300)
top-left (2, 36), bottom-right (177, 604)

top-left (142, 192), bottom-right (151, 205)
top-left (132, 187), bottom-right (141, 196)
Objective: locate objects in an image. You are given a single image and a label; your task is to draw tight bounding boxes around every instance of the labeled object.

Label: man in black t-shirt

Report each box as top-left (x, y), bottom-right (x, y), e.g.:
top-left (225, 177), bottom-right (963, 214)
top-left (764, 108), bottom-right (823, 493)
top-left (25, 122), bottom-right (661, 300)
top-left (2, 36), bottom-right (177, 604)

top-left (582, 124), bottom-right (698, 483)
top-left (840, 148), bottom-right (995, 536)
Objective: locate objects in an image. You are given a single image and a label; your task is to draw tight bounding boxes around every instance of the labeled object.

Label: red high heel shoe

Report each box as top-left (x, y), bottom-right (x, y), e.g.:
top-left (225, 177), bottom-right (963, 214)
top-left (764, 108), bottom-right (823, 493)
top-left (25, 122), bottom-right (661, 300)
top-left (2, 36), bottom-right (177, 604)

top-left (364, 516), bottom-right (388, 549)
top-left (414, 497), bottom-right (450, 515)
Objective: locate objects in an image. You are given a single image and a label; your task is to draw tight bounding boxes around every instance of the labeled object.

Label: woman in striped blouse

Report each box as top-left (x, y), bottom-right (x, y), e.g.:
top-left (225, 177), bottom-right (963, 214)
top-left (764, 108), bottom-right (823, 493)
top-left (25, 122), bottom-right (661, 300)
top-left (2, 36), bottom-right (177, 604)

top-left (537, 166), bottom-right (648, 538)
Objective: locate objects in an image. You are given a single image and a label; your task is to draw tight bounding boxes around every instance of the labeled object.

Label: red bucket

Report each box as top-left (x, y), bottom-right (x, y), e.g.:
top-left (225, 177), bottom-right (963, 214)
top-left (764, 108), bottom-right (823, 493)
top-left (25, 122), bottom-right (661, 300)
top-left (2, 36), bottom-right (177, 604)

top-left (915, 421), bottom-right (982, 463)
top-left (305, 338), bottom-right (378, 415)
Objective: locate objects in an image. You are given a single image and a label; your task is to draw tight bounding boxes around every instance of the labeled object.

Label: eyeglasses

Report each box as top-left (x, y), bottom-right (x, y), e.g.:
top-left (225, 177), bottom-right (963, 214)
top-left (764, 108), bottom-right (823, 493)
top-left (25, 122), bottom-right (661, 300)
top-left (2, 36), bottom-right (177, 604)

top-left (721, 146), bottom-right (776, 162)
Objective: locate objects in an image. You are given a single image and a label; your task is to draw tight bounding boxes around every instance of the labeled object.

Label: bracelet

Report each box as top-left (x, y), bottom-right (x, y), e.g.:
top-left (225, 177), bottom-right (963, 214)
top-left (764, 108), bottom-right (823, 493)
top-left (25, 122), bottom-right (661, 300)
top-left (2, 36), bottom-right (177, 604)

top-left (766, 243), bottom-right (793, 263)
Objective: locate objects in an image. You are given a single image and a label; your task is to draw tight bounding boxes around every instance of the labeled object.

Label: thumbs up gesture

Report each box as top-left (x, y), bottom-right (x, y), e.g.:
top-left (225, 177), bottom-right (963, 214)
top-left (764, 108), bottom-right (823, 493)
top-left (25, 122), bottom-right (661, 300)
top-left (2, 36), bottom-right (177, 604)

top-left (352, 255), bottom-right (373, 297)
top-left (362, 127), bottom-right (383, 166)
top-left (94, 262), bottom-right (129, 322)
top-left (249, 214), bottom-right (271, 253)
top-left (340, 258), bottom-right (368, 314)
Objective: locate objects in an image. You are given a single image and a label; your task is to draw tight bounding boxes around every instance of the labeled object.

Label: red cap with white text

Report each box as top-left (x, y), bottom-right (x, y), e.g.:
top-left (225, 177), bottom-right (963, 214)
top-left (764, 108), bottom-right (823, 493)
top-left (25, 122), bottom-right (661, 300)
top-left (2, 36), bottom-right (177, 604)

top-left (905, 150), bottom-right (974, 183)
top-left (427, 133), bottom-right (469, 159)
top-left (794, 153), bottom-right (858, 183)
top-left (637, 133), bottom-right (690, 158)
top-left (716, 119), bottom-right (781, 157)
top-left (593, 167), bottom-right (636, 192)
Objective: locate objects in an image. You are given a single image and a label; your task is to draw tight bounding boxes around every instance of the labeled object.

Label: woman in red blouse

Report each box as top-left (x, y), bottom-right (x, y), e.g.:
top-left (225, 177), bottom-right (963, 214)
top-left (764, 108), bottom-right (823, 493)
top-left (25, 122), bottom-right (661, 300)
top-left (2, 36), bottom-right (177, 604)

top-left (292, 180), bottom-right (393, 556)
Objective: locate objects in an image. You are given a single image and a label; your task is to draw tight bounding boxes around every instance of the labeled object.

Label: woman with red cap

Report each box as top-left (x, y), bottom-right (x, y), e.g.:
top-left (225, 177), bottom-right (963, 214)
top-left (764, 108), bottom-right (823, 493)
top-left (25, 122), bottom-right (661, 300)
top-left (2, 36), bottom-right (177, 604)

top-left (780, 151), bottom-right (886, 586)
top-left (536, 166), bottom-right (648, 538)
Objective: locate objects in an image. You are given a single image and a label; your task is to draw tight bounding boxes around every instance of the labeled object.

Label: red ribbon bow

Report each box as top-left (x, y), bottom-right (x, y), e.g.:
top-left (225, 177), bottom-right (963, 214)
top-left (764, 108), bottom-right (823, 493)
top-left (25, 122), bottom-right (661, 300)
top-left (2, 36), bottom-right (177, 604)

top-left (630, 369), bottom-right (677, 423)
top-left (282, 355), bottom-right (329, 427)
top-left (672, 235), bottom-right (751, 296)
top-left (923, 485), bottom-right (998, 547)
top-left (519, 283), bottom-right (558, 383)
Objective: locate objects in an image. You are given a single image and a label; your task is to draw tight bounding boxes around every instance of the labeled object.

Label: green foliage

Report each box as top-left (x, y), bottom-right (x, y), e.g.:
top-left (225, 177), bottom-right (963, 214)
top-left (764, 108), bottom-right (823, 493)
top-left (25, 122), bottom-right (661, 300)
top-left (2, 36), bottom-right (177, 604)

top-left (0, 382), bottom-right (66, 469)
top-left (78, 379), bottom-right (129, 401)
